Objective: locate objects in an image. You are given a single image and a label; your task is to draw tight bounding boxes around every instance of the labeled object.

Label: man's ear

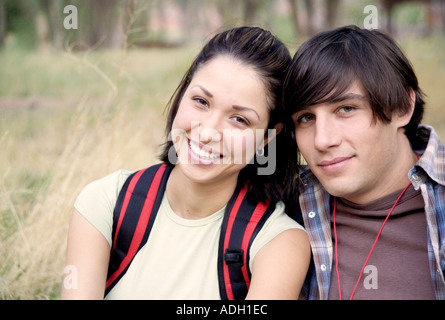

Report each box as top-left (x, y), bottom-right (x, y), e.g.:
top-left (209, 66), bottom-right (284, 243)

top-left (263, 122), bottom-right (283, 146)
top-left (396, 89), bottom-right (416, 128)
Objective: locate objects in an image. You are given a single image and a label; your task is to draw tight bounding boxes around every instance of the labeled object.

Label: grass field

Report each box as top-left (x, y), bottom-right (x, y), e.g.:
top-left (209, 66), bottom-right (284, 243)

top-left (0, 34), bottom-right (444, 299)
top-left (0, 44), bottom-right (195, 299)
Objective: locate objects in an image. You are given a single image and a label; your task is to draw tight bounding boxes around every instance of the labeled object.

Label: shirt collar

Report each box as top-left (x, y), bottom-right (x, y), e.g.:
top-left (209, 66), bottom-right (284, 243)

top-left (296, 165), bottom-right (319, 194)
top-left (410, 125), bottom-right (445, 187)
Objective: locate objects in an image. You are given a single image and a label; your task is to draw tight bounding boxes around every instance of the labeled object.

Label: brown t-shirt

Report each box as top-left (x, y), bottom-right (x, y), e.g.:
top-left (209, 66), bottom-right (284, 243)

top-left (328, 185), bottom-right (436, 300)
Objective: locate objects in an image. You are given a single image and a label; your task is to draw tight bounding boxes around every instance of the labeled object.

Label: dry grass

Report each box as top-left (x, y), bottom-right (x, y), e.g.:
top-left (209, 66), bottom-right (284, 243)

top-left (0, 34), bottom-right (444, 299)
top-left (402, 35), bottom-right (445, 140)
top-left (0, 46), bottom-right (194, 299)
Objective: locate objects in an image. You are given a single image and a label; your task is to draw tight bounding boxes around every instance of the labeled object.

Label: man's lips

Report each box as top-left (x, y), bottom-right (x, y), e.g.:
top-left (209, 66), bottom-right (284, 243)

top-left (317, 156), bottom-right (353, 172)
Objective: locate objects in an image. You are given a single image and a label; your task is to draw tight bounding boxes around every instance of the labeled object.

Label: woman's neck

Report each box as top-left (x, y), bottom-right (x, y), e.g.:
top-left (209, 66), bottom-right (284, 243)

top-left (165, 166), bottom-right (238, 220)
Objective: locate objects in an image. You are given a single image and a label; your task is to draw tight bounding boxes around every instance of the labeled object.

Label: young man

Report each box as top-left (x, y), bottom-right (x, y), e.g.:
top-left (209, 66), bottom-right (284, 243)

top-left (283, 25), bottom-right (445, 299)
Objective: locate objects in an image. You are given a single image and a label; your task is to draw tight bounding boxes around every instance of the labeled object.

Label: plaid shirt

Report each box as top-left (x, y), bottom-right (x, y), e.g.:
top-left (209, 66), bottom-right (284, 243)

top-left (297, 125), bottom-right (445, 300)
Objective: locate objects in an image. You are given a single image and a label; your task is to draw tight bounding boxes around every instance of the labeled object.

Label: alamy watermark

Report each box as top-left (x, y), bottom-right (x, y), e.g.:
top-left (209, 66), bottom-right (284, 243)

top-left (63, 265), bottom-right (78, 290)
top-left (63, 4), bottom-right (380, 31)
top-left (363, 264), bottom-right (378, 290)
top-left (363, 5), bottom-right (378, 30)
top-left (167, 123), bottom-right (278, 176)
top-left (63, 5), bottom-right (78, 30)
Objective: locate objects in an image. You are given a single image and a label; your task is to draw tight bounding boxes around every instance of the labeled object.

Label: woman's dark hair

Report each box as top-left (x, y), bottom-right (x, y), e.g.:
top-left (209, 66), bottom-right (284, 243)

top-left (159, 26), bottom-right (292, 203)
top-left (283, 25), bottom-right (425, 146)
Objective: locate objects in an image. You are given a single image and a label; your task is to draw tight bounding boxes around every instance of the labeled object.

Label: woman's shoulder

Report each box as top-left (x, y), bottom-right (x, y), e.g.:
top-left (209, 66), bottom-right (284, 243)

top-left (88, 169), bottom-right (133, 188)
top-left (248, 201), bottom-right (305, 269)
top-left (77, 169), bottom-right (133, 202)
top-left (73, 169), bottom-right (134, 246)
top-left (269, 201), bottom-right (305, 230)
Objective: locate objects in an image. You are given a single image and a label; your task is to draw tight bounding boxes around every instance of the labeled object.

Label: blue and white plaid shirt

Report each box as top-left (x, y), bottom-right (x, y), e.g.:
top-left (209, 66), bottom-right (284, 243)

top-left (297, 125), bottom-right (445, 300)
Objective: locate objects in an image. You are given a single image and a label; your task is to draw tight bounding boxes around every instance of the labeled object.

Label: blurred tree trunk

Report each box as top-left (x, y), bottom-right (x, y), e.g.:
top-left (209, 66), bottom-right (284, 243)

top-left (88, 0), bottom-right (136, 49)
top-left (216, 0), bottom-right (242, 26)
top-left (287, 0), bottom-right (314, 37)
top-left (16, 0), bottom-right (65, 50)
top-left (303, 0), bottom-right (314, 35)
top-left (326, 0), bottom-right (339, 29)
top-left (0, 0), bottom-right (6, 48)
top-left (243, 0), bottom-right (261, 25)
top-left (16, 0), bottom-right (48, 50)
top-left (109, 0), bottom-right (136, 49)
top-left (88, 0), bottom-right (118, 48)
top-left (40, 0), bottom-right (64, 50)
top-left (287, 0), bottom-right (302, 36)
top-left (35, 11), bottom-right (51, 51)
top-left (441, 0), bottom-right (445, 33)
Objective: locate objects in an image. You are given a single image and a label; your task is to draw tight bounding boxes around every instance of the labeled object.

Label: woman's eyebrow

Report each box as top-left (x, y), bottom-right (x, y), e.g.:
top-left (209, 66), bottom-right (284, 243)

top-left (193, 85), bottom-right (261, 121)
top-left (232, 105), bottom-right (260, 121)
top-left (194, 85), bottom-right (213, 97)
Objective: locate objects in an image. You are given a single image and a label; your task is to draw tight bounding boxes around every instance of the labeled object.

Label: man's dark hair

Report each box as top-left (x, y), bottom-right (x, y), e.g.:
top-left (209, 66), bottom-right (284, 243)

top-left (283, 25), bottom-right (425, 144)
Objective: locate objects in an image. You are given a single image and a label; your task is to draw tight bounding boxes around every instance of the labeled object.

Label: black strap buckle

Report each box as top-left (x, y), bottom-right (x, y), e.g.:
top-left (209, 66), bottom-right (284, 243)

top-left (224, 249), bottom-right (244, 265)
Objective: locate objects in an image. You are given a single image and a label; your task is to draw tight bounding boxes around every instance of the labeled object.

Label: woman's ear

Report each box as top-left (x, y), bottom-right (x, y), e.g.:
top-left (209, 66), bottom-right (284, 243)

top-left (263, 122), bottom-right (283, 146)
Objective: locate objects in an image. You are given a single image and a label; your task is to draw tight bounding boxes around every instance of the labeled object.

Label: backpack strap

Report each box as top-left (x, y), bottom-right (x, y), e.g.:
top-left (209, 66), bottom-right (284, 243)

top-left (217, 184), bottom-right (275, 300)
top-left (105, 163), bottom-right (171, 296)
top-left (105, 163), bottom-right (275, 300)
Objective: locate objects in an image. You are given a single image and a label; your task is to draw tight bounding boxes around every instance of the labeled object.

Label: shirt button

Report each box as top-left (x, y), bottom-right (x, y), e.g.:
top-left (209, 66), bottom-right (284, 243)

top-left (412, 173), bottom-right (420, 181)
top-left (308, 211), bottom-right (316, 218)
top-left (321, 264), bottom-right (327, 271)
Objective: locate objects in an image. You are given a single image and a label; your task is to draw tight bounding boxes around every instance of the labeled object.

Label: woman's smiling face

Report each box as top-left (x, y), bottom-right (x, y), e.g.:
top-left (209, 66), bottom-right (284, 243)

top-left (171, 55), bottom-right (271, 186)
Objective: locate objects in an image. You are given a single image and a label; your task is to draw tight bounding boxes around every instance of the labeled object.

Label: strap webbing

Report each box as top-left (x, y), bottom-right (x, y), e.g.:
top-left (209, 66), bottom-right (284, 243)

top-left (105, 164), bottom-right (169, 295)
top-left (105, 164), bottom-right (274, 300)
top-left (218, 183), bottom-right (274, 300)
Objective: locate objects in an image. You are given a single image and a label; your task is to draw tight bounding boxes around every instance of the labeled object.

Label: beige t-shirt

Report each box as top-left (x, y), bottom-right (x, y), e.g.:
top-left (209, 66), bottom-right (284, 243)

top-left (74, 169), bottom-right (304, 300)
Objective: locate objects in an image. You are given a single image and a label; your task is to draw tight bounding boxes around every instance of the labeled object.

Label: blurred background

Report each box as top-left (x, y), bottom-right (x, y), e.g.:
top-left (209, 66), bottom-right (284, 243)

top-left (0, 0), bottom-right (444, 299)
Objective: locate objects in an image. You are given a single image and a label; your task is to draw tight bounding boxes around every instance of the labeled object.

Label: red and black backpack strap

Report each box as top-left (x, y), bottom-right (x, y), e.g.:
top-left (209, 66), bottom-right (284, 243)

top-left (105, 163), bottom-right (171, 296)
top-left (217, 183), bottom-right (276, 300)
top-left (104, 163), bottom-right (275, 300)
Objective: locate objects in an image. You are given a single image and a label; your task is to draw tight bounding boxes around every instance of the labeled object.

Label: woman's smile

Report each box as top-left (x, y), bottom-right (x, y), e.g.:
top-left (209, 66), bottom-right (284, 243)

top-left (188, 138), bottom-right (223, 165)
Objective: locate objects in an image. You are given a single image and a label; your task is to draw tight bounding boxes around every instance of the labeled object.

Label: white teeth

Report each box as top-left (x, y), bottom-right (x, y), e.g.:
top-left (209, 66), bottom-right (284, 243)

top-left (189, 140), bottom-right (220, 160)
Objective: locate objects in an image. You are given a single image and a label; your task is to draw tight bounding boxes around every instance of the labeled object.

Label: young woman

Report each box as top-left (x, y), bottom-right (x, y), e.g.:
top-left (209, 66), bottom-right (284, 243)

top-left (62, 26), bottom-right (310, 300)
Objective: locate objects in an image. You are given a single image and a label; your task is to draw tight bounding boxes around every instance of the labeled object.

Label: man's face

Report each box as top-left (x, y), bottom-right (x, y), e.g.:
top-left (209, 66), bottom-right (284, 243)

top-left (293, 81), bottom-right (412, 204)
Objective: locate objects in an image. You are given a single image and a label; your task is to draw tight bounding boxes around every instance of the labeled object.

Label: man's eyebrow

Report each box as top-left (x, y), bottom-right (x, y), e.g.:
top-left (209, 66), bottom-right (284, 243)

top-left (328, 93), bottom-right (367, 104)
top-left (293, 93), bottom-right (368, 116)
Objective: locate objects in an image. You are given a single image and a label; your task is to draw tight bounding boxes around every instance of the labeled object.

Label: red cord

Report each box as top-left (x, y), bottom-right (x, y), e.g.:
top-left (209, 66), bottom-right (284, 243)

top-left (333, 182), bottom-right (412, 300)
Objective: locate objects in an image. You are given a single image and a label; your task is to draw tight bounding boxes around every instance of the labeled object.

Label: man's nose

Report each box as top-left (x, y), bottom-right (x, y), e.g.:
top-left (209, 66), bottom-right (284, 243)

top-left (313, 116), bottom-right (341, 151)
